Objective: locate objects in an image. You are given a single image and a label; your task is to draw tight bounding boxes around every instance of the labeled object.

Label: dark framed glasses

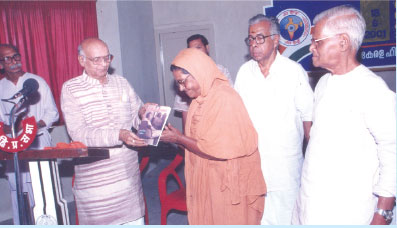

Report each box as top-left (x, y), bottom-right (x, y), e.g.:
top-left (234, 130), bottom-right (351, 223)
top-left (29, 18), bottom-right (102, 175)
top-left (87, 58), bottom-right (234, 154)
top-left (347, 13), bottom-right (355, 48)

top-left (82, 54), bottom-right (114, 65)
top-left (0, 53), bottom-right (22, 63)
top-left (245, 34), bottom-right (275, 46)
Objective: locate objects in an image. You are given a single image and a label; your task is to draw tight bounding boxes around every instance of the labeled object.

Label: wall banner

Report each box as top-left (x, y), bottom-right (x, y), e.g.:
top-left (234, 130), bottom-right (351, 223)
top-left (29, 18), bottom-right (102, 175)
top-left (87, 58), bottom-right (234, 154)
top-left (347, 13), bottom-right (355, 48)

top-left (264, 0), bottom-right (396, 71)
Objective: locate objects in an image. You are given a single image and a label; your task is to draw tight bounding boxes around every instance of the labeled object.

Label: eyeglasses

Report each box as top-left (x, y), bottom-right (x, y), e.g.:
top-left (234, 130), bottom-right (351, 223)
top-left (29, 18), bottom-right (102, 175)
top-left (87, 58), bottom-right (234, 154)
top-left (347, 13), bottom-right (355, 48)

top-left (176, 74), bottom-right (191, 87)
top-left (245, 34), bottom-right (275, 46)
top-left (0, 53), bottom-right (21, 64)
top-left (82, 54), bottom-right (113, 65)
top-left (311, 34), bottom-right (341, 46)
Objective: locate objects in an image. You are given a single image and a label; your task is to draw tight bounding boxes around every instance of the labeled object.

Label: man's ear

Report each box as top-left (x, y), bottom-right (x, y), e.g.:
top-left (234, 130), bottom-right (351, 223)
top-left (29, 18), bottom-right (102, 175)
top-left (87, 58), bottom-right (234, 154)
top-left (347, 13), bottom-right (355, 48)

top-left (339, 33), bottom-right (350, 52)
top-left (0, 63), bottom-right (4, 75)
top-left (78, 55), bottom-right (85, 67)
top-left (273, 34), bottom-right (280, 49)
top-left (205, 45), bottom-right (210, 55)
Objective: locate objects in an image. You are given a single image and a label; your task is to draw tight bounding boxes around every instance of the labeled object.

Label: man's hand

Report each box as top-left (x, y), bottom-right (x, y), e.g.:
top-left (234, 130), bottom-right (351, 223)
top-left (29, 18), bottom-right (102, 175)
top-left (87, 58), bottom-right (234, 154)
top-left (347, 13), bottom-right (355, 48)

top-left (370, 196), bottom-right (395, 225)
top-left (2, 124), bottom-right (12, 134)
top-left (303, 121), bottom-right (312, 142)
top-left (37, 120), bottom-right (46, 129)
top-left (119, 129), bottom-right (147, 147)
top-left (3, 123), bottom-right (22, 134)
top-left (160, 123), bottom-right (183, 144)
top-left (370, 212), bottom-right (389, 225)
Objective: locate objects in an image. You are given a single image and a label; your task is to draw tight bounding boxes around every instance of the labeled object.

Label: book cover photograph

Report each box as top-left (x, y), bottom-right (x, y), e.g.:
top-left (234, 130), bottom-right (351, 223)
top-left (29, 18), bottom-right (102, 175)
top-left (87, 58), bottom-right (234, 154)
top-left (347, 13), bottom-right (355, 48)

top-left (137, 104), bottom-right (171, 146)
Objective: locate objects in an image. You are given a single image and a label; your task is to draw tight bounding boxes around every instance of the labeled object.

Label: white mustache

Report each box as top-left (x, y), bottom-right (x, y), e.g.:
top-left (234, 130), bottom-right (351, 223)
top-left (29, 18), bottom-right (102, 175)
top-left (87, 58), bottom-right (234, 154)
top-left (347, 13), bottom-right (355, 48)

top-left (9, 63), bottom-right (22, 70)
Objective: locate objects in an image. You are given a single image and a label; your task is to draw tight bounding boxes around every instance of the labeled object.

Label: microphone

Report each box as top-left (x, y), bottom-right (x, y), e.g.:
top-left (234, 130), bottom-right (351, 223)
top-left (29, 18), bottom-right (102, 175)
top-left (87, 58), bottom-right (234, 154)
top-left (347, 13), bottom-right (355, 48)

top-left (3, 78), bottom-right (39, 101)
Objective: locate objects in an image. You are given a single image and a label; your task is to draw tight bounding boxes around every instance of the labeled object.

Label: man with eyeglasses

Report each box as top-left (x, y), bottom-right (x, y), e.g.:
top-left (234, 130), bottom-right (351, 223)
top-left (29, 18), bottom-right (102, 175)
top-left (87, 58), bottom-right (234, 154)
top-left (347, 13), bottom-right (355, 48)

top-left (0, 44), bottom-right (59, 224)
top-left (292, 5), bottom-right (396, 225)
top-left (234, 14), bottom-right (314, 225)
top-left (61, 38), bottom-right (148, 225)
top-left (174, 34), bottom-right (233, 128)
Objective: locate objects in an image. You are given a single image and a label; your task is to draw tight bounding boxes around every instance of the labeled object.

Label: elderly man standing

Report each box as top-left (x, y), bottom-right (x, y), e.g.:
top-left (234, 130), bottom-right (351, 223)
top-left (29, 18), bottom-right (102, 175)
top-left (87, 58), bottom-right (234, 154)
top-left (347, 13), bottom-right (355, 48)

top-left (234, 14), bottom-right (314, 225)
top-left (292, 5), bottom-right (396, 225)
top-left (0, 44), bottom-right (59, 224)
top-left (61, 38), bottom-right (147, 225)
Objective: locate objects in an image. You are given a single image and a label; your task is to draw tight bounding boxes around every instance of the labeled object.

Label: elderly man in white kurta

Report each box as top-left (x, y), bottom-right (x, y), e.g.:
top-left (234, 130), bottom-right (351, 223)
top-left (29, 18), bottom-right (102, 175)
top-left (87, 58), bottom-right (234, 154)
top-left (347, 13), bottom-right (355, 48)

top-left (292, 5), bottom-right (396, 225)
top-left (234, 15), bottom-right (314, 225)
top-left (0, 44), bottom-right (59, 224)
top-left (61, 38), bottom-right (147, 225)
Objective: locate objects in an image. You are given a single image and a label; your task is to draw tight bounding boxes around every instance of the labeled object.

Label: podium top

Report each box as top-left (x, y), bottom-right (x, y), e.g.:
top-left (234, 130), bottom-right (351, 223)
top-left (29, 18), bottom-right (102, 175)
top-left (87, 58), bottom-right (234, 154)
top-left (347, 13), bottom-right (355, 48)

top-left (0, 147), bottom-right (109, 160)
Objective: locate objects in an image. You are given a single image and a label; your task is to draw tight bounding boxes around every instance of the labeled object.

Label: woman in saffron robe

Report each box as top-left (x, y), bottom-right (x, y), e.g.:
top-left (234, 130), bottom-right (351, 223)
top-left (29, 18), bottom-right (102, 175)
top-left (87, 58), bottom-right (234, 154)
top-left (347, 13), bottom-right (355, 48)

top-left (161, 48), bottom-right (266, 225)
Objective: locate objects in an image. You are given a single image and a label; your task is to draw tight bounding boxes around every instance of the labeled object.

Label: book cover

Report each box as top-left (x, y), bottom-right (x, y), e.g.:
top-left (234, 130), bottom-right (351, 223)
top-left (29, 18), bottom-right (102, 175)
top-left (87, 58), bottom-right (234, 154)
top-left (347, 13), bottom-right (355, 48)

top-left (137, 104), bottom-right (171, 146)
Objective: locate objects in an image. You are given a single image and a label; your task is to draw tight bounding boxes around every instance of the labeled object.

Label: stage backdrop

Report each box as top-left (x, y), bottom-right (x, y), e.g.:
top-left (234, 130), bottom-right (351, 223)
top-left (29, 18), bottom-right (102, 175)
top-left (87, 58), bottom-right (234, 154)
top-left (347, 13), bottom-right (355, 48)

top-left (264, 0), bottom-right (396, 71)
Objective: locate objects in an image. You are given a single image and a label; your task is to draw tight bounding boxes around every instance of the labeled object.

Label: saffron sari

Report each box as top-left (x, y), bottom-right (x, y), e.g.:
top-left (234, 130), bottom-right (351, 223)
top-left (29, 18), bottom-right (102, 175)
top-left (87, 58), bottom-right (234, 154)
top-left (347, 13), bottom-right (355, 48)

top-left (172, 48), bottom-right (266, 225)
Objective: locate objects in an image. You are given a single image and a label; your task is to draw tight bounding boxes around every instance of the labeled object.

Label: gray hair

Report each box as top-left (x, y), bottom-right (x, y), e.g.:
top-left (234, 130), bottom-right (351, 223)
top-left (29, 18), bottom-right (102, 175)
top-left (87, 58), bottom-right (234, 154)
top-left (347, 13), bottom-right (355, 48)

top-left (77, 44), bottom-right (85, 56)
top-left (248, 14), bottom-right (280, 39)
top-left (313, 5), bottom-right (366, 51)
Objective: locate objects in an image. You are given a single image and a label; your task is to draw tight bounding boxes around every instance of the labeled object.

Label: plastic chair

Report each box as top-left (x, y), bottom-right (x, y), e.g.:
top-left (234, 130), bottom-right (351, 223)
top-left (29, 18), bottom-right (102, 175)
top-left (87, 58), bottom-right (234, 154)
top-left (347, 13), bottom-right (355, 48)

top-left (158, 152), bottom-right (187, 224)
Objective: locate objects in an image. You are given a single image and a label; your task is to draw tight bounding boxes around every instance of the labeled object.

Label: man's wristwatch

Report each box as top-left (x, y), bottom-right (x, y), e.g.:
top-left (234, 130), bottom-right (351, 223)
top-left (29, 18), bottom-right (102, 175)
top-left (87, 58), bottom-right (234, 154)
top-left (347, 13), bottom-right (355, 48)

top-left (376, 208), bottom-right (394, 223)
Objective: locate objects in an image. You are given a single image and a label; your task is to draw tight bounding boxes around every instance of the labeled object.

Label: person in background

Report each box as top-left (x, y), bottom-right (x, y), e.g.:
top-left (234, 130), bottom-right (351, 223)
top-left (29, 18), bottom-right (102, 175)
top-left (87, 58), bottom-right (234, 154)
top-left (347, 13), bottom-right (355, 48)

top-left (61, 38), bottom-right (147, 225)
top-left (174, 34), bottom-right (233, 127)
top-left (292, 5), bottom-right (396, 225)
top-left (161, 48), bottom-right (266, 225)
top-left (234, 14), bottom-right (314, 225)
top-left (0, 44), bottom-right (59, 224)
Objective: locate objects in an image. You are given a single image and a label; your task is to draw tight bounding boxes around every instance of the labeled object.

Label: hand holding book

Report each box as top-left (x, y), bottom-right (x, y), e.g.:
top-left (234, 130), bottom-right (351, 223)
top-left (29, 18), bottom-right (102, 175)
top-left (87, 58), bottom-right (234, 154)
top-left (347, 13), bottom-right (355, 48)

top-left (137, 103), bottom-right (171, 146)
top-left (119, 129), bottom-right (147, 147)
top-left (160, 123), bottom-right (183, 144)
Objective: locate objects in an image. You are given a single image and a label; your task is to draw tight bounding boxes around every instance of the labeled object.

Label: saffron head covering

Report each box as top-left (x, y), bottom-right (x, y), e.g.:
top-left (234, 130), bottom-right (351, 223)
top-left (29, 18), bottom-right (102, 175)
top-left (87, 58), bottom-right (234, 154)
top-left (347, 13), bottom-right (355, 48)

top-left (171, 48), bottom-right (228, 98)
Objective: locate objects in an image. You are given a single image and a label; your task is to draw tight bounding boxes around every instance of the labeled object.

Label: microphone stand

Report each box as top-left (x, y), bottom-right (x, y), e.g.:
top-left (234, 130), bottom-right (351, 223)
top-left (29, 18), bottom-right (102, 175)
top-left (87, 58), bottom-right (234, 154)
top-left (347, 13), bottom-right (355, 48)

top-left (8, 96), bottom-right (28, 225)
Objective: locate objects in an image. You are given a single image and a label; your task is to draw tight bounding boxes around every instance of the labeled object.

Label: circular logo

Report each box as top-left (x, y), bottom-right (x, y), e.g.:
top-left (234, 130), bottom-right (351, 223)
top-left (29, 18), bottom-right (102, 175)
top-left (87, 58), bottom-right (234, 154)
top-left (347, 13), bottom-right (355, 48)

top-left (277, 8), bottom-right (311, 46)
top-left (0, 117), bottom-right (37, 153)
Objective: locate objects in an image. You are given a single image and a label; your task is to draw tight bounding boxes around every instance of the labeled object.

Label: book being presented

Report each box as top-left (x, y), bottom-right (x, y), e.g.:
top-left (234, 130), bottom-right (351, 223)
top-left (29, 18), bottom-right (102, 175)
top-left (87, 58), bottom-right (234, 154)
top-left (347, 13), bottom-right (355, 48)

top-left (137, 104), bottom-right (171, 146)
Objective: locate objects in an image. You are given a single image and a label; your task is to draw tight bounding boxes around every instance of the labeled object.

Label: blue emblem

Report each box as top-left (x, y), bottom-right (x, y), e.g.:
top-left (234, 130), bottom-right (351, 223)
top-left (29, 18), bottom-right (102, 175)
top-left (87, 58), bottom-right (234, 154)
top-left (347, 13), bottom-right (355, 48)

top-left (277, 9), bottom-right (311, 46)
top-left (280, 15), bottom-right (304, 41)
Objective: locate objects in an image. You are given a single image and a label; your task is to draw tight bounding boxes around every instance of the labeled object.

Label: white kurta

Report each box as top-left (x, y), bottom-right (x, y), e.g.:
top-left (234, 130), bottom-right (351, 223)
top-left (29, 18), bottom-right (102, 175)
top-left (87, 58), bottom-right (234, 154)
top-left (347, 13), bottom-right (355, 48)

top-left (61, 73), bottom-right (145, 225)
top-left (0, 73), bottom-right (59, 148)
top-left (234, 52), bottom-right (314, 192)
top-left (0, 72), bottom-right (59, 224)
top-left (293, 65), bottom-right (396, 224)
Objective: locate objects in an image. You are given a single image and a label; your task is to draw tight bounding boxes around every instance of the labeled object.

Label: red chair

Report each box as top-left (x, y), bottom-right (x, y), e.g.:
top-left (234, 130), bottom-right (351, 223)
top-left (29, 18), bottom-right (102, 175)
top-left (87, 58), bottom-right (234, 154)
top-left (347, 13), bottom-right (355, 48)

top-left (158, 152), bottom-right (187, 224)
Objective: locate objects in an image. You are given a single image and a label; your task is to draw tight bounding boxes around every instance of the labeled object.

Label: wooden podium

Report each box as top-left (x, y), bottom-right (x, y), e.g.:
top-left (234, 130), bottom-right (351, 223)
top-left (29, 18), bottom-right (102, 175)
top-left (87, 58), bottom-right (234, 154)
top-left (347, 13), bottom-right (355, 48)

top-left (0, 147), bottom-right (109, 225)
top-left (0, 147), bottom-right (109, 160)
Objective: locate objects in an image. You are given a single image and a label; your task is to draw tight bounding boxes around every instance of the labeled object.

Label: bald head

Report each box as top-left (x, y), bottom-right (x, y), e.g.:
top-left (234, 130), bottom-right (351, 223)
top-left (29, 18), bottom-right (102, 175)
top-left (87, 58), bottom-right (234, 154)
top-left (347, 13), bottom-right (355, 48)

top-left (78, 38), bottom-right (109, 57)
top-left (77, 38), bottom-right (112, 84)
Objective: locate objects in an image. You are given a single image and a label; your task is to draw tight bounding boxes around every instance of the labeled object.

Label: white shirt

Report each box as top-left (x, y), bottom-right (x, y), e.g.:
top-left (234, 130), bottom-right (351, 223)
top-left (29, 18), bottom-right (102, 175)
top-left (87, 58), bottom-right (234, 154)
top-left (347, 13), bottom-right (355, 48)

top-left (234, 52), bottom-right (314, 191)
top-left (0, 73), bottom-right (59, 149)
top-left (293, 65), bottom-right (396, 224)
top-left (174, 64), bottom-right (233, 112)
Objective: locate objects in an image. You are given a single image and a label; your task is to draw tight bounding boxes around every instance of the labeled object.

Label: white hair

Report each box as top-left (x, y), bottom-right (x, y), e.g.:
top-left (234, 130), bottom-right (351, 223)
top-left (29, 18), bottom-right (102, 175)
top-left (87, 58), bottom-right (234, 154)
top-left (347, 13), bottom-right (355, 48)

top-left (248, 14), bottom-right (280, 40)
top-left (313, 5), bottom-right (366, 51)
top-left (77, 44), bottom-right (85, 56)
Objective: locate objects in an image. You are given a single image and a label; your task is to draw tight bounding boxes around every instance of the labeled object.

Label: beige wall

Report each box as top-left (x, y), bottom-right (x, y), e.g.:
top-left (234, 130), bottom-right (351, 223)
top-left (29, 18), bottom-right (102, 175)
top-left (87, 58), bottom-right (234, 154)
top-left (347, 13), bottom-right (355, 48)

top-left (152, 1), bottom-right (270, 81)
top-left (96, 0), bottom-right (395, 95)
